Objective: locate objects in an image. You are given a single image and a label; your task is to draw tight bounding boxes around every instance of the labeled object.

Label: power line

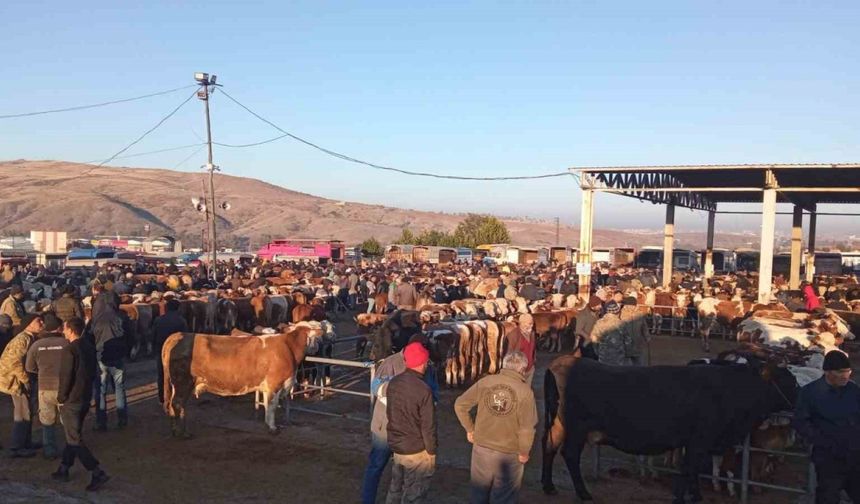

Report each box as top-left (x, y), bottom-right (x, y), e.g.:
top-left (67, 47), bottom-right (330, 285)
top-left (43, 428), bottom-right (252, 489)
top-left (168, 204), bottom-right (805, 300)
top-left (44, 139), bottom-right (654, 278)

top-left (82, 142), bottom-right (205, 164)
top-left (0, 84), bottom-right (196, 119)
top-left (218, 88), bottom-right (574, 182)
top-left (90, 89), bottom-right (198, 170)
top-left (214, 133), bottom-right (289, 148)
top-left (174, 144), bottom-right (207, 169)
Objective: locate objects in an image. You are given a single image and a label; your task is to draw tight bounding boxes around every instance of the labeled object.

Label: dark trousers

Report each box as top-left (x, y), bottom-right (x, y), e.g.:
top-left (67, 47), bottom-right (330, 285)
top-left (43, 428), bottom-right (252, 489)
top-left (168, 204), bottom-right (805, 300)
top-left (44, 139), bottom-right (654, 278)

top-left (361, 432), bottom-right (392, 504)
top-left (59, 403), bottom-right (99, 471)
top-left (814, 456), bottom-right (860, 504)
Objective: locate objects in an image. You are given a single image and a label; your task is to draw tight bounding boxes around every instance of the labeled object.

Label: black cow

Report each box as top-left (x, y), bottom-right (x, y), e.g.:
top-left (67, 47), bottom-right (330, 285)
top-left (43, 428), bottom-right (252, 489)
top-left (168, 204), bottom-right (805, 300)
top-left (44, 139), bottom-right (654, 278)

top-left (541, 355), bottom-right (797, 504)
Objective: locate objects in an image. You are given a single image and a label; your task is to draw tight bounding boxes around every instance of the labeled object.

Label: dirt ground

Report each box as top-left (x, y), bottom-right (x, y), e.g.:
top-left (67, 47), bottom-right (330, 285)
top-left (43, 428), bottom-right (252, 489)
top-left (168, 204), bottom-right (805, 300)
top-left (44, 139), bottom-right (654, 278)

top-left (0, 321), bottom-right (815, 504)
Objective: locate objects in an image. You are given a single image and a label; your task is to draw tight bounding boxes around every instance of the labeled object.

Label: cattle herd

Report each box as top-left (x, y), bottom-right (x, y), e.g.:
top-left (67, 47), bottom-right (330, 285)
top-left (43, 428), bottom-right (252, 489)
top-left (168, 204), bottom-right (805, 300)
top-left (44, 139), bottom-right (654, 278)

top-left (4, 259), bottom-right (860, 502)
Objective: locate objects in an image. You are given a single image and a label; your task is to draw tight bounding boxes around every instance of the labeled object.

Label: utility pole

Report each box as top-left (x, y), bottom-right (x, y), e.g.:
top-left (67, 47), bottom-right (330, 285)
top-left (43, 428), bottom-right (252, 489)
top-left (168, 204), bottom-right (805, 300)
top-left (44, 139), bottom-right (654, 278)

top-left (195, 72), bottom-right (219, 281)
top-left (555, 217), bottom-right (560, 246)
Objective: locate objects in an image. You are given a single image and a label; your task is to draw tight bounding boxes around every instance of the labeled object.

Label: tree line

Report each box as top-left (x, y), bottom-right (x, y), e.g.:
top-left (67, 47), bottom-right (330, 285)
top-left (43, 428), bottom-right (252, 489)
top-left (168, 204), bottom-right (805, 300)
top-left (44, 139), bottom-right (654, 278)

top-left (360, 214), bottom-right (511, 256)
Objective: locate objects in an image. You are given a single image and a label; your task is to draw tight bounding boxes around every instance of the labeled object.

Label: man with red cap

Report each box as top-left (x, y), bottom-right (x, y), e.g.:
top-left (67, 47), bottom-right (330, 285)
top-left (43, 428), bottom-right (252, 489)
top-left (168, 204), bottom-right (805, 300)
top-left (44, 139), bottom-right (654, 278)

top-left (361, 337), bottom-right (438, 504)
top-left (384, 341), bottom-right (437, 504)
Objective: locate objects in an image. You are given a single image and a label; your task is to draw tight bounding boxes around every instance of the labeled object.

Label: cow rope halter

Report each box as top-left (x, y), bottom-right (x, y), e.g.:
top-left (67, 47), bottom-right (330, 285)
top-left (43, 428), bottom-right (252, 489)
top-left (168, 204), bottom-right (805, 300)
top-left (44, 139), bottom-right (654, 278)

top-left (771, 380), bottom-right (795, 411)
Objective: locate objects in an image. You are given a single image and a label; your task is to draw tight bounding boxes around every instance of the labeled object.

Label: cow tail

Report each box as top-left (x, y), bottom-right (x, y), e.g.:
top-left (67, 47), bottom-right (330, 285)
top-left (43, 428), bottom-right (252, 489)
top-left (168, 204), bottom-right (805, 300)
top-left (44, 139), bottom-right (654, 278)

top-left (544, 368), bottom-right (559, 435)
top-left (162, 335), bottom-right (178, 415)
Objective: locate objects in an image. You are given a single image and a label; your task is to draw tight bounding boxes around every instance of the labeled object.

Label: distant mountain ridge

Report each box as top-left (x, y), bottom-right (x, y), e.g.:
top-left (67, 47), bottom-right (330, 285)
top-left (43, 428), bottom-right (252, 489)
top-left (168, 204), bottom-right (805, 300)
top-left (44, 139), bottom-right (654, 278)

top-left (0, 160), bottom-right (759, 250)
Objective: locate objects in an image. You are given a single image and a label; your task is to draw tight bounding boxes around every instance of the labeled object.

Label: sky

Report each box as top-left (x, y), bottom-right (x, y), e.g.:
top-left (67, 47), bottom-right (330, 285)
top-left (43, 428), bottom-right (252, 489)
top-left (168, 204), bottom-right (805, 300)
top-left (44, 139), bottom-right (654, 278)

top-left (1, 1), bottom-right (858, 239)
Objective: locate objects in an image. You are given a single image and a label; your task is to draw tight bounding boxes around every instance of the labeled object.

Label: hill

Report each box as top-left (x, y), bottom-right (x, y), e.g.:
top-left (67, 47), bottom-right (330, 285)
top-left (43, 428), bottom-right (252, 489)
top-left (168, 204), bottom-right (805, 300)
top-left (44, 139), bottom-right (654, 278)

top-left (0, 160), bottom-right (754, 250)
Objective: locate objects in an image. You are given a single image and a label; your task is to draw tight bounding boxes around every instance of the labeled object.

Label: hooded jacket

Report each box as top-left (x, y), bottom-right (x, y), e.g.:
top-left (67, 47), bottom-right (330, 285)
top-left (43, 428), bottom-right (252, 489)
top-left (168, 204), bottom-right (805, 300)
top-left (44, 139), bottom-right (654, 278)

top-left (90, 292), bottom-right (125, 364)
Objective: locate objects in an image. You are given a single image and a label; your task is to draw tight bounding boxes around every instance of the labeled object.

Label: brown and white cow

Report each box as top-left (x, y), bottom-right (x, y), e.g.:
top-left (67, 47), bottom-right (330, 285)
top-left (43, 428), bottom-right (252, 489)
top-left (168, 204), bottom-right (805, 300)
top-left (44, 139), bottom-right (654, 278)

top-left (161, 322), bottom-right (326, 436)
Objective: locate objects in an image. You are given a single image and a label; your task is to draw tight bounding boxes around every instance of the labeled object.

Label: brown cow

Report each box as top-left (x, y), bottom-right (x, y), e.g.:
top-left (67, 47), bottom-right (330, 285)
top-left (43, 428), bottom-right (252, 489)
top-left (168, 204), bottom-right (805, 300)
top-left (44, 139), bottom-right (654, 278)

top-left (532, 310), bottom-right (574, 353)
top-left (292, 302), bottom-right (325, 323)
top-left (161, 322), bottom-right (326, 435)
top-left (355, 313), bottom-right (388, 358)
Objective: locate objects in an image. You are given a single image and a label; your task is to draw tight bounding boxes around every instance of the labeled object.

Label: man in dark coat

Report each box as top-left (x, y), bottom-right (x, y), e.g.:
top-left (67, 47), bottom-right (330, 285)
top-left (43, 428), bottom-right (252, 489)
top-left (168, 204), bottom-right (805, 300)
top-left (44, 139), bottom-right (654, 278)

top-left (793, 350), bottom-right (860, 503)
top-left (89, 285), bottom-right (127, 430)
top-left (53, 317), bottom-right (109, 490)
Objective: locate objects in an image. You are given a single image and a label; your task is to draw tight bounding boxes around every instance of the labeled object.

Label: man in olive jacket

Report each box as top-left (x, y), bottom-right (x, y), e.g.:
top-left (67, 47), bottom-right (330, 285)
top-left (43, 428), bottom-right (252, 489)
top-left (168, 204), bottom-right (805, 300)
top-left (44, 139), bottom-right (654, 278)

top-left (0, 314), bottom-right (44, 457)
top-left (454, 351), bottom-right (538, 504)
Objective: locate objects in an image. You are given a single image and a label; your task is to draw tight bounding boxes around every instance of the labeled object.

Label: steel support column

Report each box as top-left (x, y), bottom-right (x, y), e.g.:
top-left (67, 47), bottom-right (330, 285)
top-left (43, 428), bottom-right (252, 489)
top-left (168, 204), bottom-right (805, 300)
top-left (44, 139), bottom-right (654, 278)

top-left (806, 207), bottom-right (817, 283)
top-left (578, 183), bottom-right (595, 301)
top-left (662, 204), bottom-right (675, 289)
top-left (758, 172), bottom-right (778, 304)
top-left (705, 210), bottom-right (715, 279)
top-left (789, 205), bottom-right (803, 289)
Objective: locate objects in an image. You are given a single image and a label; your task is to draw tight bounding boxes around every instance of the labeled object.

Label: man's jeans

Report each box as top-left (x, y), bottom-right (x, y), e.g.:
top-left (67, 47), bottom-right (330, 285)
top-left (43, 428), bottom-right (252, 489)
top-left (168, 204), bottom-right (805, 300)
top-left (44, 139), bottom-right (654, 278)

top-left (469, 444), bottom-right (524, 504)
top-left (94, 361), bottom-right (127, 427)
top-left (361, 432), bottom-right (392, 504)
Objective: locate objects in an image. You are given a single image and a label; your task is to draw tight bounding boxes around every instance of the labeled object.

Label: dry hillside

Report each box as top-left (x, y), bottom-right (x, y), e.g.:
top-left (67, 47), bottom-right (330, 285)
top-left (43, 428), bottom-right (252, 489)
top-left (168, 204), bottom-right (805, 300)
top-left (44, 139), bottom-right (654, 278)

top-left (0, 160), bottom-right (753, 250)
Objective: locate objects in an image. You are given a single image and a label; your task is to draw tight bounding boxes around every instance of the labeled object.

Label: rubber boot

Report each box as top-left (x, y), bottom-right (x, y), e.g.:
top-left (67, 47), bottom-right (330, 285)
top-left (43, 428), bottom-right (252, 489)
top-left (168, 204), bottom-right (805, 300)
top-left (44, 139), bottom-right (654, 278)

top-left (8, 422), bottom-right (35, 458)
top-left (117, 409), bottom-right (128, 429)
top-left (25, 420), bottom-right (41, 450)
top-left (52, 464), bottom-right (70, 482)
top-left (86, 468), bottom-right (111, 491)
top-left (94, 409), bottom-right (108, 432)
top-left (42, 425), bottom-right (58, 460)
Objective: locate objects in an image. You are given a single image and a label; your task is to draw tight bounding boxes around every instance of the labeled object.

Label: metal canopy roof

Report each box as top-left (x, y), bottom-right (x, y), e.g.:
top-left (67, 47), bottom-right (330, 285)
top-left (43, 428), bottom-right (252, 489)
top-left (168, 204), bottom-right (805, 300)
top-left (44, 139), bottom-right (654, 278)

top-left (570, 164), bottom-right (860, 212)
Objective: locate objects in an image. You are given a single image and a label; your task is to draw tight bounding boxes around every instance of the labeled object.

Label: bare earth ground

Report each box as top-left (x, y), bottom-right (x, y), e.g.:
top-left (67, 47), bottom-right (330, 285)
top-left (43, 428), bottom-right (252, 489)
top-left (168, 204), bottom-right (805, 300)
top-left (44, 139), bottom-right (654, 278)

top-left (0, 322), bottom-right (815, 504)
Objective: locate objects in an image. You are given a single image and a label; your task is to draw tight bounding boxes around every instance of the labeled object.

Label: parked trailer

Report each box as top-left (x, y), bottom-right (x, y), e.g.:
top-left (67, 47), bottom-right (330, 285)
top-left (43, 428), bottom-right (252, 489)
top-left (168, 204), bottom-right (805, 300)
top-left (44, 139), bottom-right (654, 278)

top-left (412, 246), bottom-right (430, 263)
top-left (385, 244), bottom-right (413, 262)
top-left (456, 247), bottom-right (473, 263)
top-left (635, 247), bottom-right (701, 271)
top-left (843, 251), bottom-right (860, 274)
top-left (700, 248), bottom-right (736, 273)
top-left (612, 247), bottom-right (636, 267)
top-left (736, 249), bottom-right (760, 272)
top-left (549, 246), bottom-right (578, 264)
top-left (814, 252), bottom-right (843, 276)
top-left (425, 246), bottom-right (457, 265)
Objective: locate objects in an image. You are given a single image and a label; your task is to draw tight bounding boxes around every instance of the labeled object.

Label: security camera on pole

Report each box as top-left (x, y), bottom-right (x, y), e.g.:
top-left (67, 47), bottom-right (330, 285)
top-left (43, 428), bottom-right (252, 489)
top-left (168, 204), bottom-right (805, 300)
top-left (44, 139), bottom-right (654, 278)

top-left (194, 72), bottom-right (221, 282)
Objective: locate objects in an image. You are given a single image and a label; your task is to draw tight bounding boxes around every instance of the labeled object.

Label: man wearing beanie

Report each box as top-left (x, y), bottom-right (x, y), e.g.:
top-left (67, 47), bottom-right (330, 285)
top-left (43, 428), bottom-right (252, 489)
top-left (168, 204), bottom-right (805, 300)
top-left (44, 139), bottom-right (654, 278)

top-left (1, 285), bottom-right (25, 327)
top-left (454, 351), bottom-right (538, 503)
top-left (592, 301), bottom-right (632, 366)
top-left (793, 350), bottom-right (860, 503)
top-left (384, 341), bottom-right (436, 504)
top-left (25, 314), bottom-right (68, 459)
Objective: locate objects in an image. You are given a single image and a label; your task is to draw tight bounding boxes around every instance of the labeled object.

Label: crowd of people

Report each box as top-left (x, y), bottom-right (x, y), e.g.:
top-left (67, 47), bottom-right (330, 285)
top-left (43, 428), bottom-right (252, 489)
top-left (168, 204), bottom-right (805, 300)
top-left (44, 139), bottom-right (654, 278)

top-left (0, 256), bottom-right (858, 502)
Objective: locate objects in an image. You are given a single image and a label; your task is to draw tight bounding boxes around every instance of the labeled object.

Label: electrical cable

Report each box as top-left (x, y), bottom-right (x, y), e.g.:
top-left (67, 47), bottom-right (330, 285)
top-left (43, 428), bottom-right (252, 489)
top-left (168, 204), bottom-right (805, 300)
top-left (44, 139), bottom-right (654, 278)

top-left (88, 89), bottom-right (198, 171)
top-left (217, 88), bottom-right (574, 181)
top-left (0, 84), bottom-right (196, 119)
top-left (173, 144), bottom-right (207, 169)
top-left (81, 142), bottom-right (205, 164)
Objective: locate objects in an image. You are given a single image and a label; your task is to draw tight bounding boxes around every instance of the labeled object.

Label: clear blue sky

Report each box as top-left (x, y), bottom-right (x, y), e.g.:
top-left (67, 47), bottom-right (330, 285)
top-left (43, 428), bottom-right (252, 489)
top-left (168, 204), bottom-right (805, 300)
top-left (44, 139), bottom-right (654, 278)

top-left (1, 1), bottom-right (858, 239)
